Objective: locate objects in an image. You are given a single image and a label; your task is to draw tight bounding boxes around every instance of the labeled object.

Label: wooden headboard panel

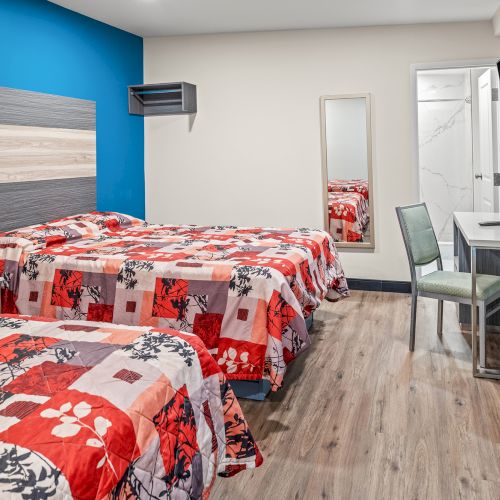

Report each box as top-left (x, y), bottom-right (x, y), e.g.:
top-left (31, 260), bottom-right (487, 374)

top-left (0, 87), bottom-right (96, 231)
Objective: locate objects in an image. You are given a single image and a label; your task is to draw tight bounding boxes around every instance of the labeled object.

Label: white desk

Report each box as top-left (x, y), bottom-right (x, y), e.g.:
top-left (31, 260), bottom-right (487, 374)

top-left (454, 212), bottom-right (500, 379)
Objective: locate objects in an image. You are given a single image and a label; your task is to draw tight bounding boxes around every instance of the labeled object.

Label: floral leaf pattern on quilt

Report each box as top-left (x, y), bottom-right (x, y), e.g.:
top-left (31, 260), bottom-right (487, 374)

top-left (122, 331), bottom-right (195, 367)
top-left (0, 444), bottom-right (62, 499)
top-left (153, 386), bottom-right (198, 488)
top-left (217, 348), bottom-right (256, 374)
top-left (117, 260), bottom-right (154, 290)
top-left (22, 254), bottom-right (56, 281)
top-left (152, 278), bottom-right (190, 322)
top-left (0, 334), bottom-right (54, 386)
top-left (220, 381), bottom-right (260, 465)
top-left (229, 266), bottom-right (272, 297)
top-left (0, 316), bottom-right (262, 498)
top-left (9, 216), bottom-right (348, 390)
top-left (328, 190), bottom-right (369, 243)
top-left (41, 401), bottom-right (117, 478)
top-left (0, 317), bottom-right (27, 330)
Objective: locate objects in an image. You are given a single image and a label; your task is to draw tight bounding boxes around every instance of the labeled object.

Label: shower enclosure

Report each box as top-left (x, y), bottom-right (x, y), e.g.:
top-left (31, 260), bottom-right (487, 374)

top-left (416, 66), bottom-right (499, 269)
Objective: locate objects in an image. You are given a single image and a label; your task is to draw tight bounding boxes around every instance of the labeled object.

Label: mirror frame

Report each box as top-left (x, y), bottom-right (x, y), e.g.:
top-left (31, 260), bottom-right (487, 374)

top-left (320, 93), bottom-right (375, 249)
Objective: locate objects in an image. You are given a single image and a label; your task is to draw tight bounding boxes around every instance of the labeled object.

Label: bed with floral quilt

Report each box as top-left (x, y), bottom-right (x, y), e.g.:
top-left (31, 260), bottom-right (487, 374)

top-left (0, 314), bottom-right (262, 499)
top-left (328, 179), bottom-right (369, 200)
top-left (0, 212), bottom-right (348, 395)
top-left (328, 191), bottom-right (369, 243)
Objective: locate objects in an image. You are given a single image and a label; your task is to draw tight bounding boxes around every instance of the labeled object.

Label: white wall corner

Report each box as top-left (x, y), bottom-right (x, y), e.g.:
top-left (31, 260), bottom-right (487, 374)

top-left (492, 6), bottom-right (500, 36)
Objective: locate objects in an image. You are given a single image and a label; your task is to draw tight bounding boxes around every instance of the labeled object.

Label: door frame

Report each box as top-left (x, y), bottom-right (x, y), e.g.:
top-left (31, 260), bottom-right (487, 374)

top-left (410, 58), bottom-right (499, 202)
top-left (477, 68), bottom-right (497, 212)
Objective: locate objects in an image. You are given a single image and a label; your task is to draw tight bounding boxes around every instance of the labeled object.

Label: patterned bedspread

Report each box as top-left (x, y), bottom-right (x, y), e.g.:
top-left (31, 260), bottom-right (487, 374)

top-left (0, 315), bottom-right (261, 499)
top-left (7, 222), bottom-right (347, 391)
top-left (0, 214), bottom-right (348, 391)
top-left (0, 212), bottom-right (143, 310)
top-left (328, 191), bottom-right (369, 243)
top-left (328, 179), bottom-right (369, 200)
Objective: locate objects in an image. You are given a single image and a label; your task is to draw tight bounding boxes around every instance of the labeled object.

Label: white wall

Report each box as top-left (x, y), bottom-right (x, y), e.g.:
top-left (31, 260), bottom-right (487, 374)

top-left (144, 21), bottom-right (500, 281)
top-left (325, 97), bottom-right (368, 180)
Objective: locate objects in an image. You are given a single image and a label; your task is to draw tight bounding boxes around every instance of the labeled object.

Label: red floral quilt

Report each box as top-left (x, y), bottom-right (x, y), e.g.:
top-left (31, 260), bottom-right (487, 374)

top-left (2, 218), bottom-right (348, 391)
top-left (0, 212), bottom-right (144, 309)
top-left (0, 314), bottom-right (261, 499)
top-left (328, 179), bottom-right (369, 200)
top-left (328, 191), bottom-right (369, 243)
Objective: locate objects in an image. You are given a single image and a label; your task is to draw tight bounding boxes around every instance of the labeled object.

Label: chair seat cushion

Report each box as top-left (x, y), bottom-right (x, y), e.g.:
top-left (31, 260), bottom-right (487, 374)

top-left (417, 271), bottom-right (500, 301)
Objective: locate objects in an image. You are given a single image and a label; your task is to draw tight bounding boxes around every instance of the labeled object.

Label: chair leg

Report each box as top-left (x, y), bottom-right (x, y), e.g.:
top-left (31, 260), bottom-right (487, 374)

top-left (410, 292), bottom-right (417, 352)
top-left (437, 300), bottom-right (443, 336)
top-left (479, 302), bottom-right (486, 368)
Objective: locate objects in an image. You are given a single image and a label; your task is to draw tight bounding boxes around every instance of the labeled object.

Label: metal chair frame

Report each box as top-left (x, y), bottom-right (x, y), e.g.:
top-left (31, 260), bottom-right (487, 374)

top-left (396, 203), bottom-right (500, 365)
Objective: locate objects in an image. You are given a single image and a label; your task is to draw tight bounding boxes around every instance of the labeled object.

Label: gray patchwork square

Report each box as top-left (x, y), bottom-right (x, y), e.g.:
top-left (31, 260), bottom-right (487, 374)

top-left (187, 280), bottom-right (229, 314)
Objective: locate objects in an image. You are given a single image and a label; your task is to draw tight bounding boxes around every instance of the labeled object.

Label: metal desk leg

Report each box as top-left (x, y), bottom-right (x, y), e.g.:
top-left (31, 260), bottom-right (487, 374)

top-left (471, 246), bottom-right (478, 376)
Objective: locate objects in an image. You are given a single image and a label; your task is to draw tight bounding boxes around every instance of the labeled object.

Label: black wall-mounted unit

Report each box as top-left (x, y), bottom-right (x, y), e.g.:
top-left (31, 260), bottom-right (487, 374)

top-left (128, 82), bottom-right (197, 116)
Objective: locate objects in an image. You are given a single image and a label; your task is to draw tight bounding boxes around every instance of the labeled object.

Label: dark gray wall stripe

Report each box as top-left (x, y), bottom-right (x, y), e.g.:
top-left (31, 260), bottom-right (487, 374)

top-left (347, 278), bottom-right (411, 294)
top-left (0, 87), bottom-right (96, 131)
top-left (0, 177), bottom-right (96, 231)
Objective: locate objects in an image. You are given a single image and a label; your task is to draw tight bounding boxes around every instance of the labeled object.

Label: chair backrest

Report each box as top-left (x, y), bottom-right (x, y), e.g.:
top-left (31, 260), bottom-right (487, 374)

top-left (396, 203), bottom-right (441, 273)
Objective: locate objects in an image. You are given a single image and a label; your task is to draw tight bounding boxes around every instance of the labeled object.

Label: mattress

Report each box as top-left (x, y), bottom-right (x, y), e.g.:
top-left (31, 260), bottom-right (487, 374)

top-left (0, 314), bottom-right (261, 499)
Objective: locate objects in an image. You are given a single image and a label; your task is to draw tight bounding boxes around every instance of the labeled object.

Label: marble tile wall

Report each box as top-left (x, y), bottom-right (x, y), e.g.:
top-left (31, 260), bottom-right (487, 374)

top-left (417, 69), bottom-right (473, 243)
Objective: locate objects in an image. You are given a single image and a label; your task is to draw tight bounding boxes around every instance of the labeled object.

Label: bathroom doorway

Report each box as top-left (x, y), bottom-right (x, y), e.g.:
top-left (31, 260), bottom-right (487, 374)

top-left (413, 62), bottom-right (500, 270)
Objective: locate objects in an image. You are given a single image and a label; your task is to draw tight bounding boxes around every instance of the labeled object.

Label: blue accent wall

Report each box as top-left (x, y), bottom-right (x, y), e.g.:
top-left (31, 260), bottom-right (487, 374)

top-left (0, 0), bottom-right (144, 218)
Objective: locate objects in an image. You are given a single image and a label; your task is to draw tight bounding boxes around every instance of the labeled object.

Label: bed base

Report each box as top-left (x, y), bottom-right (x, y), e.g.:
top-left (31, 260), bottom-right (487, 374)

top-left (230, 380), bottom-right (272, 401)
top-left (231, 314), bottom-right (314, 401)
top-left (305, 313), bottom-right (314, 331)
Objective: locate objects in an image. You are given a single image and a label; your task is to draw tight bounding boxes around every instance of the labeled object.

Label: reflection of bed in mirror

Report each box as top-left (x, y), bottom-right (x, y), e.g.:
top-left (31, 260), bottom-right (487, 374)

top-left (320, 94), bottom-right (374, 248)
top-left (328, 180), bottom-right (369, 242)
top-left (328, 179), bottom-right (369, 200)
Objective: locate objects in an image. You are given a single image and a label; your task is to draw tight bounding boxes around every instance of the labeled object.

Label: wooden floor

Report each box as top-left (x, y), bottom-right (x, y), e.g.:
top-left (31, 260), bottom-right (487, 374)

top-left (211, 291), bottom-right (500, 500)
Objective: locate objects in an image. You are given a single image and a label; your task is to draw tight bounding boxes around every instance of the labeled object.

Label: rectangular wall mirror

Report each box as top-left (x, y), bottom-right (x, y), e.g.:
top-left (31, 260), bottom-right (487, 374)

top-left (320, 93), bottom-right (374, 249)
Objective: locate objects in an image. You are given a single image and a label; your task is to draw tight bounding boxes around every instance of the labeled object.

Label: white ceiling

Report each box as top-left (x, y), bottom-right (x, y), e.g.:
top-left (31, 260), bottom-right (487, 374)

top-left (49, 0), bottom-right (499, 37)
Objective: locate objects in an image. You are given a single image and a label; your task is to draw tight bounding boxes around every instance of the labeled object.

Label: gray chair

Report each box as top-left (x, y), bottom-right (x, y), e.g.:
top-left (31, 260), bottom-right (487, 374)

top-left (396, 203), bottom-right (500, 365)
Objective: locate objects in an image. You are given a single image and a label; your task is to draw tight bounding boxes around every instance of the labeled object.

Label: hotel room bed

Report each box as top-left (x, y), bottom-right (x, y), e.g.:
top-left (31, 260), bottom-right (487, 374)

top-left (0, 314), bottom-right (261, 499)
top-left (328, 179), bottom-right (369, 200)
top-left (328, 191), bottom-right (369, 243)
top-left (0, 212), bottom-right (348, 394)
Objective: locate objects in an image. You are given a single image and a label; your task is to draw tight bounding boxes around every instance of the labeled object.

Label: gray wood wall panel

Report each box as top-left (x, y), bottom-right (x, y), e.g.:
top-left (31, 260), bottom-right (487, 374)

top-left (0, 177), bottom-right (96, 231)
top-left (0, 87), bottom-right (96, 131)
top-left (0, 87), bottom-right (96, 230)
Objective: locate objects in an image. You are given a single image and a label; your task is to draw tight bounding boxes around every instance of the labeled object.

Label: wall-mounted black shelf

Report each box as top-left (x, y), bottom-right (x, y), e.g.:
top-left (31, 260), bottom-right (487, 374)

top-left (128, 82), bottom-right (197, 116)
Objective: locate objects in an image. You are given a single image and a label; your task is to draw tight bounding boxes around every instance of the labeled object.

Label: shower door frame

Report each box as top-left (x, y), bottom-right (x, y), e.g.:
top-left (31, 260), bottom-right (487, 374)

top-left (410, 58), bottom-right (499, 203)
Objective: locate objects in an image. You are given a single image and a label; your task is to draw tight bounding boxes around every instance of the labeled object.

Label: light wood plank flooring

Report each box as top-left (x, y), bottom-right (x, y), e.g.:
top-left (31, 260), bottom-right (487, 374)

top-left (211, 291), bottom-right (500, 500)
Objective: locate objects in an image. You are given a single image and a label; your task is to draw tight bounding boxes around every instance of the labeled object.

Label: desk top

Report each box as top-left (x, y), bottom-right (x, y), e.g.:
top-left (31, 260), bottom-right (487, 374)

top-left (454, 212), bottom-right (500, 249)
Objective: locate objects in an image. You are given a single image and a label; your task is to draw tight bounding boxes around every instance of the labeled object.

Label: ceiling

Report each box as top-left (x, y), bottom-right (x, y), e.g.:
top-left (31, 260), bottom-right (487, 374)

top-left (48, 0), bottom-right (500, 37)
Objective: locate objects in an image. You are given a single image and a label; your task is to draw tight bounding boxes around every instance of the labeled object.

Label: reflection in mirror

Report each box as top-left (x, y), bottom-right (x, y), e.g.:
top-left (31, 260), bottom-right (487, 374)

top-left (321, 94), bottom-right (374, 248)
